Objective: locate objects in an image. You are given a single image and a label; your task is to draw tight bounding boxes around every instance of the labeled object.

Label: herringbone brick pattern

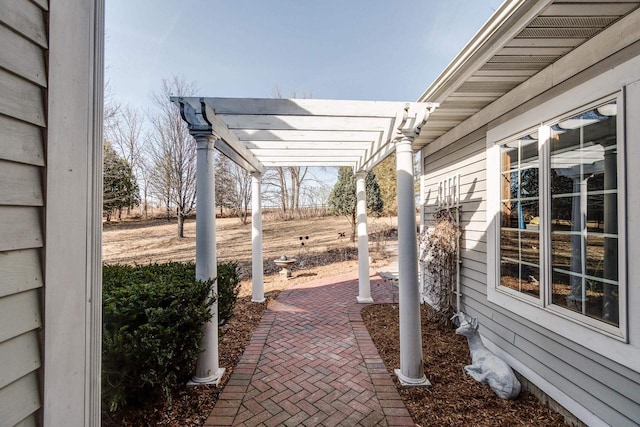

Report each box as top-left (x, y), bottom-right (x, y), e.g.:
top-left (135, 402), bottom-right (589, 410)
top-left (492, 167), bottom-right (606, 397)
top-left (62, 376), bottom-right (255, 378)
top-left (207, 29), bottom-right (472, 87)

top-left (205, 272), bottom-right (413, 427)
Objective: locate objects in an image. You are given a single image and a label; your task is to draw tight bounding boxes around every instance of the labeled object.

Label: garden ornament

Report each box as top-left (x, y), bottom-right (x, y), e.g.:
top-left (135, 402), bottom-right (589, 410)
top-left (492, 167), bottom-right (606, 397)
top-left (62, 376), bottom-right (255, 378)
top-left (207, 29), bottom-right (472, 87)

top-left (451, 312), bottom-right (521, 400)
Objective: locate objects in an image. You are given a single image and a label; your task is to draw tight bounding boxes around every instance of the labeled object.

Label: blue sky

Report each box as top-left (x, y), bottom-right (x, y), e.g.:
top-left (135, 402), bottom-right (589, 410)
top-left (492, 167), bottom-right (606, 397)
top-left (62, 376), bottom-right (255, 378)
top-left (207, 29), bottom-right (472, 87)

top-left (105, 0), bottom-right (504, 111)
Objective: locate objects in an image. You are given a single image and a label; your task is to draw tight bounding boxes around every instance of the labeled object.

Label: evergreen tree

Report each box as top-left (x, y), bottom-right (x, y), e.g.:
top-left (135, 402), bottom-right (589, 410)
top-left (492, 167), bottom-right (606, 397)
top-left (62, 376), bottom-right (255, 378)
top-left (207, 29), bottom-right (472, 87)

top-left (328, 167), bottom-right (383, 241)
top-left (103, 142), bottom-right (140, 221)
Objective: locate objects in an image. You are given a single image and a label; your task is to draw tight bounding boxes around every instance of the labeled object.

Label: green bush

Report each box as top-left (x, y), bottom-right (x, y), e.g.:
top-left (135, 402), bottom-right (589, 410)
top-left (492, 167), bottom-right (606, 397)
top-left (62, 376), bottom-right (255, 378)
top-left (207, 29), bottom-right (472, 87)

top-left (217, 261), bottom-right (241, 325)
top-left (102, 262), bottom-right (214, 412)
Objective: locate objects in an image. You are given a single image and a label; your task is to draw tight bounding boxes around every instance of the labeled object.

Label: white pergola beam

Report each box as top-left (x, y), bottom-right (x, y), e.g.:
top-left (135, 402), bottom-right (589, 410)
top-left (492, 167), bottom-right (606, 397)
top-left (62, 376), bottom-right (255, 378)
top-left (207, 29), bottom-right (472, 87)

top-left (252, 149), bottom-right (366, 157)
top-left (245, 140), bottom-right (372, 149)
top-left (233, 129), bottom-right (383, 142)
top-left (258, 153), bottom-right (363, 159)
top-left (261, 160), bottom-right (357, 167)
top-left (214, 139), bottom-right (263, 173)
top-left (208, 97), bottom-right (425, 118)
top-left (356, 118), bottom-right (394, 172)
top-left (202, 101), bottom-right (264, 173)
top-left (170, 97), bottom-right (265, 174)
top-left (358, 139), bottom-right (397, 172)
top-left (220, 115), bottom-right (393, 132)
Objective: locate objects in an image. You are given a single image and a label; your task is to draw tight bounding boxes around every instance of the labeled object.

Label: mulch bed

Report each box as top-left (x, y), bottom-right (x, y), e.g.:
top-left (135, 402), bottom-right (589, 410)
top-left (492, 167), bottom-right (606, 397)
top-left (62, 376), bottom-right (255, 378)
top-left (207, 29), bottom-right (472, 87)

top-left (104, 276), bottom-right (567, 426)
top-left (361, 303), bottom-right (568, 427)
top-left (102, 293), bottom-right (279, 427)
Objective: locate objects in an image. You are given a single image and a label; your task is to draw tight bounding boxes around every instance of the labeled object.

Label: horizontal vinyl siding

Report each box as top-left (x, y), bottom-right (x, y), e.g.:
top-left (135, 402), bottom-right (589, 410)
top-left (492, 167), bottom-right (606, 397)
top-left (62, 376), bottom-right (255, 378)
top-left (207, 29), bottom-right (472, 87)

top-left (0, 372), bottom-right (40, 427)
top-left (0, 0), bottom-right (47, 425)
top-left (0, 249), bottom-right (43, 298)
top-left (421, 58), bottom-right (640, 427)
top-left (12, 414), bottom-right (37, 427)
top-left (0, 331), bottom-right (40, 390)
top-left (0, 115), bottom-right (45, 166)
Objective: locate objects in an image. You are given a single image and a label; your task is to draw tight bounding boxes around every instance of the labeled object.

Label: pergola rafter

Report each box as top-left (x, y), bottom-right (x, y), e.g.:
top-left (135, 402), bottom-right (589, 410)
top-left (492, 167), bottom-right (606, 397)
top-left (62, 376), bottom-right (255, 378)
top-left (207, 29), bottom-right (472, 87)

top-left (172, 97), bottom-right (436, 172)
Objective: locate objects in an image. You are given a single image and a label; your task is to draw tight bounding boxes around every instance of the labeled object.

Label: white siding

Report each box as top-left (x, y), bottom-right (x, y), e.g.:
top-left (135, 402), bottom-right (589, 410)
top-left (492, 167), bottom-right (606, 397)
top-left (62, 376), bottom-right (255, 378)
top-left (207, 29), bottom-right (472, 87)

top-left (0, 0), bottom-right (47, 425)
top-left (421, 40), bottom-right (640, 427)
top-left (0, 372), bottom-right (40, 427)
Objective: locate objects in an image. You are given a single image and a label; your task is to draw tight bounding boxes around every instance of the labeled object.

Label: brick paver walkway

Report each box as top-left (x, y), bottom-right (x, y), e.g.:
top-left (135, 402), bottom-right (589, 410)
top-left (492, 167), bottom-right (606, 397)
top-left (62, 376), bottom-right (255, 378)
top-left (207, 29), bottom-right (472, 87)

top-left (205, 271), bottom-right (413, 427)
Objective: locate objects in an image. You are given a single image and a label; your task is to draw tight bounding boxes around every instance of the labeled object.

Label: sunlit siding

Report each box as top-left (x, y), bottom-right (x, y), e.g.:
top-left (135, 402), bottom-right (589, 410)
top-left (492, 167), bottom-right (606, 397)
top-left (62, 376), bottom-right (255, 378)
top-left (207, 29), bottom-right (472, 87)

top-left (421, 42), bottom-right (640, 427)
top-left (0, 0), bottom-right (48, 425)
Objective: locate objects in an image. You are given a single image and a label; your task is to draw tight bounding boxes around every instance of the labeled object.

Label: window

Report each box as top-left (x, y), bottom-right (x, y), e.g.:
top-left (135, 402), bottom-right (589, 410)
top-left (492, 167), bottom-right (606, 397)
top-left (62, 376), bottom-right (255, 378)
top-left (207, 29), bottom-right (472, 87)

top-left (492, 97), bottom-right (623, 335)
top-left (548, 102), bottom-right (619, 326)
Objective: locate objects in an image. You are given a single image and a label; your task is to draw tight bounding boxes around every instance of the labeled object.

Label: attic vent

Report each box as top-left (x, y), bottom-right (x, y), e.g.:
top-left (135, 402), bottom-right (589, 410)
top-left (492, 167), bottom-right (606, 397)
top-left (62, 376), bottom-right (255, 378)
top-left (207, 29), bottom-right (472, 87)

top-left (480, 62), bottom-right (549, 71)
top-left (488, 55), bottom-right (559, 63)
top-left (530, 16), bottom-right (618, 28)
top-left (517, 27), bottom-right (601, 38)
top-left (457, 82), bottom-right (520, 93)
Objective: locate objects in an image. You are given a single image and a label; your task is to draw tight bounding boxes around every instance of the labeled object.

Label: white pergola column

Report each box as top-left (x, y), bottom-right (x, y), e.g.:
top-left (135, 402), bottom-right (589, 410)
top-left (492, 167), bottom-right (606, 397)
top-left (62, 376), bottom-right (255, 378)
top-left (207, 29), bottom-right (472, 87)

top-left (356, 172), bottom-right (373, 303)
top-left (251, 172), bottom-right (265, 303)
top-left (394, 136), bottom-right (430, 387)
top-left (190, 134), bottom-right (225, 386)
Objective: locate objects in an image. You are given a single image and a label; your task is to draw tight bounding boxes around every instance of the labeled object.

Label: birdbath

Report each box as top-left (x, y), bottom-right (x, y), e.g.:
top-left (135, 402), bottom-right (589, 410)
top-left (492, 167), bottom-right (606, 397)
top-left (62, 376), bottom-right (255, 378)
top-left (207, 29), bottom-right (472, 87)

top-left (274, 255), bottom-right (296, 278)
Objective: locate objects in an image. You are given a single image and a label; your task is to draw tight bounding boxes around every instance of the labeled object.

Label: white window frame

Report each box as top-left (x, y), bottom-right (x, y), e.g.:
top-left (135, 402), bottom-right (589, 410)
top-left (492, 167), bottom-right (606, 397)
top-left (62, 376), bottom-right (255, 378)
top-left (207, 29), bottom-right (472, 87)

top-left (486, 55), bottom-right (640, 371)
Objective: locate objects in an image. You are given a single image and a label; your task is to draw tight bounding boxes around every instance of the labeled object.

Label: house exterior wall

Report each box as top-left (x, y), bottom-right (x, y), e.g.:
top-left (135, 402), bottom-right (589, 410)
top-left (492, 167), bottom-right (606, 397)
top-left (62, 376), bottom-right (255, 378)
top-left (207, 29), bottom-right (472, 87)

top-left (0, 1), bottom-right (48, 425)
top-left (421, 19), bottom-right (640, 427)
top-left (0, 1), bottom-right (103, 426)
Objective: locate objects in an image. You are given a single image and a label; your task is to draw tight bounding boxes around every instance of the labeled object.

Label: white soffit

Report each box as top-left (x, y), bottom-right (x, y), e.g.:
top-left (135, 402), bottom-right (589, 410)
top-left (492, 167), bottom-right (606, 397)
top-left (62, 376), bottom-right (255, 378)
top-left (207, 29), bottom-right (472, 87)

top-left (415, 0), bottom-right (640, 150)
top-left (172, 97), bottom-right (436, 172)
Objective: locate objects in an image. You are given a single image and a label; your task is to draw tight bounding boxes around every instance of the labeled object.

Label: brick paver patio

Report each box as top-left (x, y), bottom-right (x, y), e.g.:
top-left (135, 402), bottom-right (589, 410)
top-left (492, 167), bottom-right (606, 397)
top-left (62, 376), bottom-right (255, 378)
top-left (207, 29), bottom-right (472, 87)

top-left (205, 271), bottom-right (413, 427)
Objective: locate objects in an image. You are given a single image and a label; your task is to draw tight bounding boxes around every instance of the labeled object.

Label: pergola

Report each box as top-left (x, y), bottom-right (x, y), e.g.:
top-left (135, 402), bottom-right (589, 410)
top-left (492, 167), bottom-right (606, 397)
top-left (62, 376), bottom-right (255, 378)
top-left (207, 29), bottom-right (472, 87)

top-left (172, 97), bottom-right (437, 387)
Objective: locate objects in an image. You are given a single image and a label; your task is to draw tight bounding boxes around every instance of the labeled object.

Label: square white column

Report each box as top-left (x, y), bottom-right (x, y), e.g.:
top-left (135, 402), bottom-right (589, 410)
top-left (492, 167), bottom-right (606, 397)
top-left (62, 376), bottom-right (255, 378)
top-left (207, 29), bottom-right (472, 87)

top-left (251, 172), bottom-right (265, 303)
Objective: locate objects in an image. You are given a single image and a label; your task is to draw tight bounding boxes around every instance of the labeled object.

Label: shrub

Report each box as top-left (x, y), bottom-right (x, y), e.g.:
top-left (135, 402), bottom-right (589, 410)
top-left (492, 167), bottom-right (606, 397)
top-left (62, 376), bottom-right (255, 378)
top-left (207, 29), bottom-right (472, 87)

top-left (217, 261), bottom-right (241, 325)
top-left (102, 262), bottom-right (214, 412)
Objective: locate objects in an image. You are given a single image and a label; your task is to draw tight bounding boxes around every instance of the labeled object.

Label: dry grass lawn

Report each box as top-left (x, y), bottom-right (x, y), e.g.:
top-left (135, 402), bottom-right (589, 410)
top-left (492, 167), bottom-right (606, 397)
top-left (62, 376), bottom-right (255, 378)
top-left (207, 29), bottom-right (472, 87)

top-left (103, 214), bottom-right (397, 287)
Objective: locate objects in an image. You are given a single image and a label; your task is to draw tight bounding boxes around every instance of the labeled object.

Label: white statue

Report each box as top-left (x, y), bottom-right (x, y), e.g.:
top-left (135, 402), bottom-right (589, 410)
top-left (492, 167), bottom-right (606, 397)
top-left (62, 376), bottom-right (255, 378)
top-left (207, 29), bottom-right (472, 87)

top-left (452, 312), bottom-right (521, 400)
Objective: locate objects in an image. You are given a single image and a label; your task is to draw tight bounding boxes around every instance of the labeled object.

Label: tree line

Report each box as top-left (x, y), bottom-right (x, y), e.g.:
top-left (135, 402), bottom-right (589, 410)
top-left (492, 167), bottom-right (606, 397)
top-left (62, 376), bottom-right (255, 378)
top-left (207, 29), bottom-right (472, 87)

top-left (104, 75), bottom-right (401, 238)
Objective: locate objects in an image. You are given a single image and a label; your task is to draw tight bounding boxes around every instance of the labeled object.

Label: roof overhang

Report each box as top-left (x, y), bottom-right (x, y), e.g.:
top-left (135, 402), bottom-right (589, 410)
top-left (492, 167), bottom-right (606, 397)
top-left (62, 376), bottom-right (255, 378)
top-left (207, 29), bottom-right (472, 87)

top-left (171, 97), bottom-right (437, 173)
top-left (415, 0), bottom-right (640, 151)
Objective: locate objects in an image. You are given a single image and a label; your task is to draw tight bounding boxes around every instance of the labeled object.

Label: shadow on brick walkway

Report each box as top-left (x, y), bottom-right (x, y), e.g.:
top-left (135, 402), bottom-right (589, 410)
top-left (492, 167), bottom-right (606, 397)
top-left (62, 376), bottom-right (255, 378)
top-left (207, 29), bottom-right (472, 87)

top-left (205, 271), bottom-right (412, 427)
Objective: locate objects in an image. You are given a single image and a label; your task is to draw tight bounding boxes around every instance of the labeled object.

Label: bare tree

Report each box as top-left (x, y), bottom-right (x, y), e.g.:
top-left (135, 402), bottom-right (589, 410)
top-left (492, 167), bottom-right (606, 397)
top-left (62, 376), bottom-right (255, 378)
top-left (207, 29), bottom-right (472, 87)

top-left (106, 104), bottom-right (151, 217)
top-left (214, 151), bottom-right (253, 223)
top-left (214, 152), bottom-right (236, 217)
top-left (229, 162), bottom-right (252, 225)
top-left (108, 105), bottom-right (144, 169)
top-left (148, 75), bottom-right (198, 237)
top-left (289, 166), bottom-right (308, 210)
top-left (103, 80), bottom-right (120, 137)
top-left (148, 145), bottom-right (173, 222)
